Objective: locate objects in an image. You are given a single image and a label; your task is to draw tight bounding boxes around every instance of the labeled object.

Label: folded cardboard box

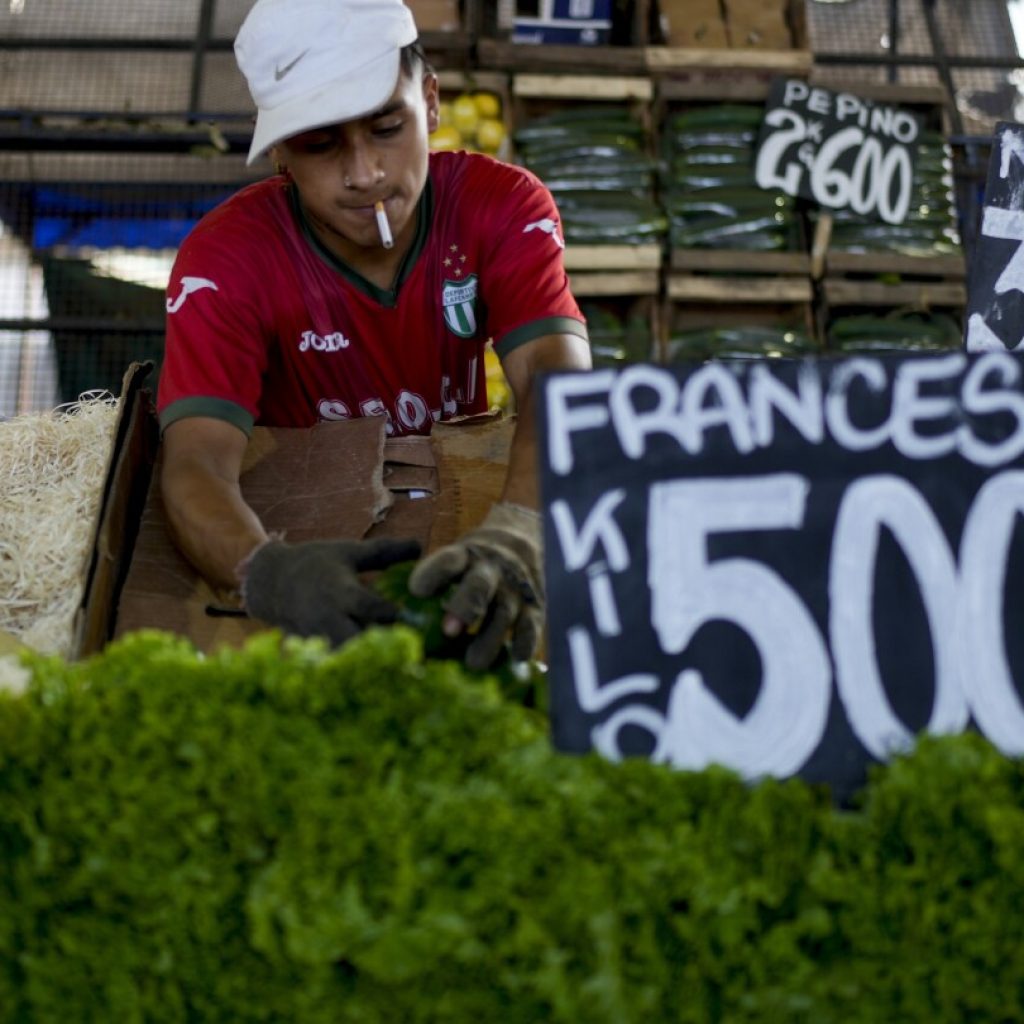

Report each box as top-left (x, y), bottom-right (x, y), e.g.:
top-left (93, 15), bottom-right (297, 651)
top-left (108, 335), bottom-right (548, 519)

top-left (722, 0), bottom-right (793, 48)
top-left (112, 409), bottom-right (513, 654)
top-left (406, 0), bottom-right (461, 33)
top-left (658, 0), bottom-right (729, 48)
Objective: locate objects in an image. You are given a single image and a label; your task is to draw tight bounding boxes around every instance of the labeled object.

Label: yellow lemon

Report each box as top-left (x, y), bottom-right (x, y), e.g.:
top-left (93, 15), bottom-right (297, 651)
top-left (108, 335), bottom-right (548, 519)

top-left (429, 124), bottom-right (463, 151)
top-left (451, 94), bottom-right (480, 138)
top-left (484, 346), bottom-right (512, 412)
top-left (475, 117), bottom-right (506, 154)
top-left (473, 91), bottom-right (502, 119)
top-left (438, 100), bottom-right (453, 127)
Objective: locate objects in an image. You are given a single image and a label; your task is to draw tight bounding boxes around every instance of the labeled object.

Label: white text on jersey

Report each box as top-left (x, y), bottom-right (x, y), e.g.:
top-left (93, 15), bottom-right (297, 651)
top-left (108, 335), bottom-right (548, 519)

top-left (299, 330), bottom-right (351, 353)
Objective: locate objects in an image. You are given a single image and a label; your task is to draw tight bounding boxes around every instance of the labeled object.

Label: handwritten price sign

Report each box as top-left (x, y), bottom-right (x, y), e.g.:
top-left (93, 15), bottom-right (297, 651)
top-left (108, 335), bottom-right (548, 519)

top-left (754, 78), bottom-right (922, 225)
top-left (539, 354), bottom-right (1024, 800)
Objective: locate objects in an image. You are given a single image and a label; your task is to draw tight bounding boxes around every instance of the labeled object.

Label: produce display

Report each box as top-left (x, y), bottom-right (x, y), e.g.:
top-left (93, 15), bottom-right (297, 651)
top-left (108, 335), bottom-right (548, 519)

top-left (580, 301), bottom-right (653, 367)
top-left (826, 311), bottom-right (962, 352)
top-left (824, 131), bottom-right (963, 259)
top-left (1, 627), bottom-right (1021, 1021)
top-left (0, 394), bottom-right (118, 656)
top-left (431, 90), bottom-right (507, 157)
top-left (666, 324), bottom-right (817, 362)
top-left (514, 105), bottom-right (667, 244)
top-left (661, 104), bottom-right (803, 252)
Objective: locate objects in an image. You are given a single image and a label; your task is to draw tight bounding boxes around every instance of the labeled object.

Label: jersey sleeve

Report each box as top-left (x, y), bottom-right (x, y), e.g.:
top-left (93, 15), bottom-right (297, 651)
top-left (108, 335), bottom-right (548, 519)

top-left (157, 204), bottom-right (272, 436)
top-left (478, 168), bottom-right (588, 356)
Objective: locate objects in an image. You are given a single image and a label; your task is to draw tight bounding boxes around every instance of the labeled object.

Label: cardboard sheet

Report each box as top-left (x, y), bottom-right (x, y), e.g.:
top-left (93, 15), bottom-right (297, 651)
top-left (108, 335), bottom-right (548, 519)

top-left (115, 417), bottom-right (394, 650)
top-left (425, 414), bottom-right (516, 552)
top-left (112, 413), bottom-right (514, 653)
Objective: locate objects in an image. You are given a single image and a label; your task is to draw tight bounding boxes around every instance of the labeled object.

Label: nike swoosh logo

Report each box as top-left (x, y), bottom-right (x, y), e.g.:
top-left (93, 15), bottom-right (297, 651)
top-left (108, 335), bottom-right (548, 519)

top-left (274, 49), bottom-right (308, 81)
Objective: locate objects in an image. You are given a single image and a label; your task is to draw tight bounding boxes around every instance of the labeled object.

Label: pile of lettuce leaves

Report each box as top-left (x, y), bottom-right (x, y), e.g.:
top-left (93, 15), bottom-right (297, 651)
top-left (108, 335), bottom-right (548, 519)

top-left (2, 627), bottom-right (1022, 1023)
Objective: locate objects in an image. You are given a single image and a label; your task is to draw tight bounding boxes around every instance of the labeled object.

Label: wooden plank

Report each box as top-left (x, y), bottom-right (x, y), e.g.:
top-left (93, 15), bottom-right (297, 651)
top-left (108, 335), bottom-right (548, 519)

top-left (435, 69), bottom-right (509, 94)
top-left (478, 39), bottom-right (647, 74)
top-left (670, 249), bottom-right (810, 275)
top-left (823, 278), bottom-right (967, 308)
top-left (565, 244), bottom-right (662, 271)
top-left (513, 73), bottom-right (653, 101)
top-left (805, 77), bottom-right (947, 109)
top-left (569, 270), bottom-right (660, 296)
top-left (668, 274), bottom-right (813, 303)
top-left (810, 214), bottom-right (833, 281)
top-left (645, 46), bottom-right (812, 74)
top-left (656, 73), bottom-right (779, 102)
top-left (826, 250), bottom-right (967, 279)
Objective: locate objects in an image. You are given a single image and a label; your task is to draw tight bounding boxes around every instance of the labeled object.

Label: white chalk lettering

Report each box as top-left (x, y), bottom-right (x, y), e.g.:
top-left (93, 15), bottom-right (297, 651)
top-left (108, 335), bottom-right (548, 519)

top-left (550, 490), bottom-right (629, 572)
top-left (587, 563), bottom-right (622, 637)
top-left (550, 357), bottom-right (1024, 472)
top-left (546, 371), bottom-right (615, 476)
top-left (890, 352), bottom-right (964, 459)
top-left (610, 364), bottom-right (690, 456)
top-left (830, 476), bottom-right (968, 760)
top-left (646, 475), bottom-right (831, 778)
top-left (959, 353), bottom-right (1024, 466)
top-left (824, 358), bottom-right (891, 451)
top-left (748, 361), bottom-right (824, 448)
top-left (807, 87), bottom-right (831, 116)
top-left (679, 363), bottom-right (755, 455)
top-left (569, 626), bottom-right (658, 714)
top-left (783, 79), bottom-right (809, 107)
top-left (958, 472), bottom-right (1024, 755)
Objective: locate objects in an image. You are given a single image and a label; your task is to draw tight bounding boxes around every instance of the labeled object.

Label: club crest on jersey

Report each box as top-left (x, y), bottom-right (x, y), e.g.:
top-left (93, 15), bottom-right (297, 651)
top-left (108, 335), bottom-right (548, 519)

top-left (441, 274), bottom-right (478, 338)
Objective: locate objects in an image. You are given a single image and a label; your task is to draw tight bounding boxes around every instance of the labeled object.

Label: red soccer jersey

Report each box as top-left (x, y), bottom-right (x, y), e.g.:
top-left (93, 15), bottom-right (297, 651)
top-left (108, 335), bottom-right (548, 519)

top-left (157, 151), bottom-right (587, 436)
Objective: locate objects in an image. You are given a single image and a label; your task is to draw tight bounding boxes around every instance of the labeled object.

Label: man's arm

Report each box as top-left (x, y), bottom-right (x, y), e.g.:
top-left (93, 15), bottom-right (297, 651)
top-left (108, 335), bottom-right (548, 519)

top-left (161, 417), bottom-right (421, 642)
top-left (160, 417), bottom-right (268, 592)
top-left (499, 331), bottom-right (593, 507)
top-left (408, 332), bottom-right (591, 667)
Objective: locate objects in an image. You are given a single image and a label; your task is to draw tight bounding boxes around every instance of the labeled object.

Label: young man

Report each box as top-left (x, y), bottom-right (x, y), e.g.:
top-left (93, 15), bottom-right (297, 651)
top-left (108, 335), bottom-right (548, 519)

top-left (157, 0), bottom-right (592, 669)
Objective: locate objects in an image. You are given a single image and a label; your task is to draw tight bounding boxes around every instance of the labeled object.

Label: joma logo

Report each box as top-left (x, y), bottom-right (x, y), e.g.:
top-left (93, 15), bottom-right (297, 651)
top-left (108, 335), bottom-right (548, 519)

top-left (298, 330), bottom-right (351, 353)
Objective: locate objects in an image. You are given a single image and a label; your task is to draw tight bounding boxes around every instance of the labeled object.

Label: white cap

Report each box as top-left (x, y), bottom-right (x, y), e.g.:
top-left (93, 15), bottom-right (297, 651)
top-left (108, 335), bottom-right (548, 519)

top-left (235, 0), bottom-right (418, 166)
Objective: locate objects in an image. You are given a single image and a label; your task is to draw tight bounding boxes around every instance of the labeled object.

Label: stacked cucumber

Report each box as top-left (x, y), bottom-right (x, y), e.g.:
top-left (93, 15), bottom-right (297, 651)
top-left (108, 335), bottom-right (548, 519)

top-left (661, 104), bottom-right (802, 252)
top-left (825, 131), bottom-right (962, 259)
top-left (826, 311), bottom-right (962, 353)
top-left (581, 301), bottom-right (654, 367)
top-left (666, 324), bottom-right (817, 363)
top-left (514, 106), bottom-right (666, 244)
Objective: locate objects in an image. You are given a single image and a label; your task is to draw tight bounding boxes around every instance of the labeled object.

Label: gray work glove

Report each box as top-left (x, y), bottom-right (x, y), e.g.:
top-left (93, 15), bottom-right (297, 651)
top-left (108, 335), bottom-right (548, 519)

top-left (408, 502), bottom-right (544, 671)
top-left (241, 537), bottom-right (421, 646)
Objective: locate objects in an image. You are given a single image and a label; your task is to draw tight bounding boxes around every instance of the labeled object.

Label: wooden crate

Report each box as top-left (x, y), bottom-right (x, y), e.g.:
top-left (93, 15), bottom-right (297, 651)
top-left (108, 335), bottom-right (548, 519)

top-left (647, 0), bottom-right (810, 74)
top-left (667, 273), bottom-right (812, 305)
top-left (656, 77), bottom-right (814, 279)
top-left (663, 274), bottom-right (817, 363)
top-left (567, 245), bottom-right (661, 298)
top-left (579, 293), bottom-right (664, 366)
top-left (801, 82), bottom-right (963, 291)
top-left (510, 72), bottom-right (656, 138)
top-left (511, 73), bottom-right (664, 299)
top-left (663, 296), bottom-right (815, 364)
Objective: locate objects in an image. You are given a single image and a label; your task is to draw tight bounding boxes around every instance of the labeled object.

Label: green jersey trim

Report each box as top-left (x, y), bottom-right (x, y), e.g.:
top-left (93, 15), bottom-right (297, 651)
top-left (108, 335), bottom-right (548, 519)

top-left (496, 316), bottom-right (589, 356)
top-left (159, 396), bottom-right (254, 437)
top-left (290, 177), bottom-right (434, 308)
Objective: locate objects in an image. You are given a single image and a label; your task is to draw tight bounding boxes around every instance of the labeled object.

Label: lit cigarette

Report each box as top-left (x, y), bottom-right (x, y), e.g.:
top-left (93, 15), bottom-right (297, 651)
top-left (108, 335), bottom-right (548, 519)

top-left (374, 200), bottom-right (394, 249)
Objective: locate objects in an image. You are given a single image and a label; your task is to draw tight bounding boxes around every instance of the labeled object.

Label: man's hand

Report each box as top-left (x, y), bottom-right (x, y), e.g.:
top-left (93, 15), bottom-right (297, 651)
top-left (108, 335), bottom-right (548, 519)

top-left (408, 502), bottom-right (544, 671)
top-left (241, 537), bottom-right (421, 645)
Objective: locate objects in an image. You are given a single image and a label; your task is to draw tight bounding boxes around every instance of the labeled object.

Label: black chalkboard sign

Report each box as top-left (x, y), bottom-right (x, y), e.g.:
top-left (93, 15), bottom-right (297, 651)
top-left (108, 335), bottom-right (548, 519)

top-left (754, 77), bottom-right (922, 225)
top-left (538, 354), bottom-right (1024, 799)
top-left (965, 121), bottom-right (1024, 352)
